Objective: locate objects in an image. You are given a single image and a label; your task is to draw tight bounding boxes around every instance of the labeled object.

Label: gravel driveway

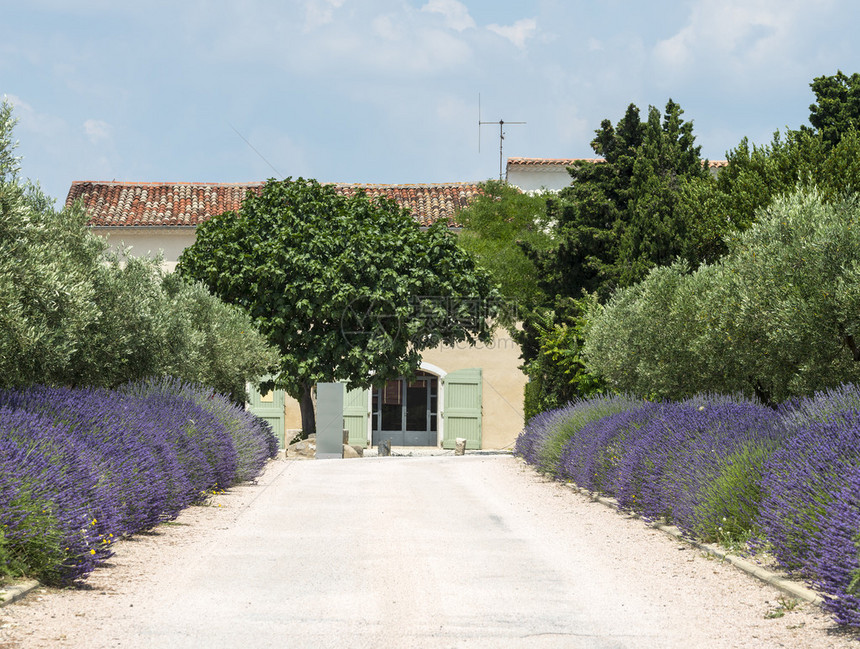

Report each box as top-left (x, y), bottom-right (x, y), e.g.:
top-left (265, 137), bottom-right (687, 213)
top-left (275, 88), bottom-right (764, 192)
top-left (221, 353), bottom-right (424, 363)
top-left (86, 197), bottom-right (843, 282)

top-left (0, 455), bottom-right (856, 648)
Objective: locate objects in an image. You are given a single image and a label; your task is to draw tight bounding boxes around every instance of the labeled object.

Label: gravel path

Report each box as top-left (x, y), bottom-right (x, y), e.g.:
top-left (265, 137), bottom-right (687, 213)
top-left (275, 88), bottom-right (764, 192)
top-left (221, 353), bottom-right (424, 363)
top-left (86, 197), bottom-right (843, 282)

top-left (0, 455), bottom-right (856, 648)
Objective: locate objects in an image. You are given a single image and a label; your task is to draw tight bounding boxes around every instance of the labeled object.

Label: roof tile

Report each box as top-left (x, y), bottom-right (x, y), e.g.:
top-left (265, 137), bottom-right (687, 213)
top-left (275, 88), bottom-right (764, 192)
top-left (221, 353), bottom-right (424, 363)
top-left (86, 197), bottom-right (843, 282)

top-left (507, 156), bottom-right (728, 169)
top-left (67, 181), bottom-right (481, 229)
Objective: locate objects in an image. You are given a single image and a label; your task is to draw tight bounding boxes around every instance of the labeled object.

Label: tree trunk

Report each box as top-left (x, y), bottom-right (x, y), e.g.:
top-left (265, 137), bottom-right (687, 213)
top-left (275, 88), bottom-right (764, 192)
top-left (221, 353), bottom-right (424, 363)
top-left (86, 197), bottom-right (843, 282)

top-left (752, 379), bottom-right (776, 409)
top-left (846, 334), bottom-right (860, 362)
top-left (299, 382), bottom-right (316, 439)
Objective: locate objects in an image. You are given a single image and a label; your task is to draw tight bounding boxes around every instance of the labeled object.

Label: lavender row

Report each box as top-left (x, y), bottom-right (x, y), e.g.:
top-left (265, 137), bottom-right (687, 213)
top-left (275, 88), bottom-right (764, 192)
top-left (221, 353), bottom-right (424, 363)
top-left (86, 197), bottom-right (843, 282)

top-left (0, 377), bottom-right (277, 585)
top-left (515, 385), bottom-right (860, 629)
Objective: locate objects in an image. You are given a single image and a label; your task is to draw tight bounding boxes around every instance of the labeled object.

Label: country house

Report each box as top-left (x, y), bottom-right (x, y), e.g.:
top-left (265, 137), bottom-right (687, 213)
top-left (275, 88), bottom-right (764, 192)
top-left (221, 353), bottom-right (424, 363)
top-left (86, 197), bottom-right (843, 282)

top-left (68, 179), bottom-right (526, 451)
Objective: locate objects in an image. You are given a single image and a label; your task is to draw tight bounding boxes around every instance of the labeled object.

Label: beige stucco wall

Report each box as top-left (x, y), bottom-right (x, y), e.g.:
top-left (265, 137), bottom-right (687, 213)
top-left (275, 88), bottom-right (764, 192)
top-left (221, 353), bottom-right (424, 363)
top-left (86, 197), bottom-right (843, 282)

top-left (90, 227), bottom-right (196, 272)
top-left (421, 331), bottom-right (526, 449)
top-left (281, 329), bottom-right (526, 450)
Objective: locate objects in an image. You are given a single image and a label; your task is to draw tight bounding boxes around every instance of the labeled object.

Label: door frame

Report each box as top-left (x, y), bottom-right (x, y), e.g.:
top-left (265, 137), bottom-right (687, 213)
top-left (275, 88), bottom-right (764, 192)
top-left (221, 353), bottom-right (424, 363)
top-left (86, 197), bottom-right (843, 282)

top-left (363, 361), bottom-right (447, 447)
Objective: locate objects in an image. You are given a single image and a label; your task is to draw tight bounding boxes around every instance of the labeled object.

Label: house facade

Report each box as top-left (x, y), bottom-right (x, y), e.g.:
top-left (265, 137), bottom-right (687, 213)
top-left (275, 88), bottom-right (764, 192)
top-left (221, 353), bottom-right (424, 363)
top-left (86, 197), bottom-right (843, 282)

top-left (506, 157), bottom-right (729, 192)
top-left (68, 180), bottom-right (526, 450)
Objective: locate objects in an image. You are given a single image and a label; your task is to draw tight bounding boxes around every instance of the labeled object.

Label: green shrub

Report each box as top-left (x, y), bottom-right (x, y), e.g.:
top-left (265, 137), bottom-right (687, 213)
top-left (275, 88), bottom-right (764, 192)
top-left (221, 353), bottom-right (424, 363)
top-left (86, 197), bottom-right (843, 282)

top-left (0, 100), bottom-right (278, 399)
top-left (4, 489), bottom-right (67, 583)
top-left (521, 299), bottom-right (604, 422)
top-left (584, 188), bottom-right (860, 405)
top-left (692, 443), bottom-right (774, 545)
top-left (535, 394), bottom-right (639, 476)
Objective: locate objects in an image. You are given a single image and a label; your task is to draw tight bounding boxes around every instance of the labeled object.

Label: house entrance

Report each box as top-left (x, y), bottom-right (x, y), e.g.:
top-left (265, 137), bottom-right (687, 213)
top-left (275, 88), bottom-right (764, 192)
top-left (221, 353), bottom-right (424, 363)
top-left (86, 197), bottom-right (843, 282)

top-left (372, 371), bottom-right (438, 446)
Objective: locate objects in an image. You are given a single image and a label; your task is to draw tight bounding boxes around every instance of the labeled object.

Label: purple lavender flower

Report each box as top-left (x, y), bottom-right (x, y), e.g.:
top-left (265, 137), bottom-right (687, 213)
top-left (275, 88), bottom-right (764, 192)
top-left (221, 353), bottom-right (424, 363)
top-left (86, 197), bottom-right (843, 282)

top-left (0, 377), bottom-right (277, 584)
top-left (811, 465), bottom-right (860, 627)
top-left (519, 386), bottom-right (860, 627)
top-left (759, 409), bottom-right (860, 576)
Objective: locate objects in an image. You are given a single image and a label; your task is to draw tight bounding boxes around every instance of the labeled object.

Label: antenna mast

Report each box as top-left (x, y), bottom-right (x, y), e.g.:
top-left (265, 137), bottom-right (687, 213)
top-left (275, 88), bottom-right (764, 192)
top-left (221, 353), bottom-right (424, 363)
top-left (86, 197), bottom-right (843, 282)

top-left (478, 94), bottom-right (525, 182)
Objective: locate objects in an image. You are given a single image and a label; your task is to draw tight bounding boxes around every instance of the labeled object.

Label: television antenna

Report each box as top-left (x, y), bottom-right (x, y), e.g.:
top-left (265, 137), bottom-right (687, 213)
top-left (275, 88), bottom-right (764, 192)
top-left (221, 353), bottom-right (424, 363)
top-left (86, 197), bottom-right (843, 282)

top-left (478, 93), bottom-right (525, 182)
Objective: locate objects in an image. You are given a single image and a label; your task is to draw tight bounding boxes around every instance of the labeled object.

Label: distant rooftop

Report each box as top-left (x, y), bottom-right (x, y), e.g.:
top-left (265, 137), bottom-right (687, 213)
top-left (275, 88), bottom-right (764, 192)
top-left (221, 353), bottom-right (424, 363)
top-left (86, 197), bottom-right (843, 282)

top-left (67, 180), bottom-right (483, 228)
top-left (507, 157), bottom-right (728, 169)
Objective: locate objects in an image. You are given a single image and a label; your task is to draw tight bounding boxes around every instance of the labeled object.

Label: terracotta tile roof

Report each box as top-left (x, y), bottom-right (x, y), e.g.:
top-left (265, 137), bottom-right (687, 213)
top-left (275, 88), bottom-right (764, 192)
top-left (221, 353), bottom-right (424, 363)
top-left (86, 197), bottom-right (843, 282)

top-left (507, 156), bottom-right (729, 169)
top-left (67, 180), bottom-right (482, 229)
top-left (507, 157), bottom-right (604, 166)
top-left (331, 183), bottom-right (481, 227)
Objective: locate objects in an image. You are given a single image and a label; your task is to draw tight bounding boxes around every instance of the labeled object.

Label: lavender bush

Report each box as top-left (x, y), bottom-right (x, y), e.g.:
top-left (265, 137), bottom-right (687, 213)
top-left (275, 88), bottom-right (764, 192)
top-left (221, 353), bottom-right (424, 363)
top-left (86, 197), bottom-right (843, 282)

top-left (555, 401), bottom-right (663, 494)
top-left (811, 465), bottom-right (860, 626)
top-left (0, 407), bottom-right (113, 583)
top-left (0, 378), bottom-right (277, 585)
top-left (612, 400), bottom-right (782, 538)
top-left (553, 398), bottom-right (783, 542)
top-left (144, 377), bottom-right (279, 482)
top-left (516, 389), bottom-right (860, 628)
top-left (514, 393), bottom-right (642, 476)
top-left (758, 398), bottom-right (860, 576)
top-left (513, 405), bottom-right (571, 467)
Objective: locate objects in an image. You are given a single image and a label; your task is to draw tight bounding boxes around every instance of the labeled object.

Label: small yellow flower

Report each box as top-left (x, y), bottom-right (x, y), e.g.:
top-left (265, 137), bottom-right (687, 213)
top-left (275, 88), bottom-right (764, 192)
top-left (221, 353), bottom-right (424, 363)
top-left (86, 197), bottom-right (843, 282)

top-left (89, 549), bottom-right (96, 555)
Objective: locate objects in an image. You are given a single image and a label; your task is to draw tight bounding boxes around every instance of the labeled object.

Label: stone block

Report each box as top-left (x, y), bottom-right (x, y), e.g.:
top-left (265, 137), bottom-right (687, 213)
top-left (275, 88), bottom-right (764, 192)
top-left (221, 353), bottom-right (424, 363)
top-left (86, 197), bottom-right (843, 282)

top-left (342, 444), bottom-right (360, 459)
top-left (379, 439), bottom-right (391, 457)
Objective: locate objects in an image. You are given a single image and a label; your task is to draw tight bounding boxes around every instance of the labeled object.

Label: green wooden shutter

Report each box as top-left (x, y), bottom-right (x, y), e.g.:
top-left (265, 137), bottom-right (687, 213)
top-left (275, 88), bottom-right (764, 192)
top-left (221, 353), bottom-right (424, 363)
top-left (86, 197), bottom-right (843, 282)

top-left (442, 368), bottom-right (482, 450)
top-left (247, 380), bottom-right (286, 449)
top-left (343, 385), bottom-right (370, 447)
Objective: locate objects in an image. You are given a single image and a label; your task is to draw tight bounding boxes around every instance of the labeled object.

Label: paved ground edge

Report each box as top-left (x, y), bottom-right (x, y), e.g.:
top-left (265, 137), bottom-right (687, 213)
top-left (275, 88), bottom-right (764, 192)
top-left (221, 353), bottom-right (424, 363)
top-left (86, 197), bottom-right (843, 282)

top-left (0, 580), bottom-right (40, 608)
top-left (556, 479), bottom-right (824, 606)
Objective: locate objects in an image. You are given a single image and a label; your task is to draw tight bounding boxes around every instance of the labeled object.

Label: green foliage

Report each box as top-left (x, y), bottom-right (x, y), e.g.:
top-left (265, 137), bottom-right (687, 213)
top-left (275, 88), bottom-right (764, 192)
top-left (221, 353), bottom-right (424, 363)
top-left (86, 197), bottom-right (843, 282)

top-left (0, 100), bottom-right (277, 400)
top-left (3, 489), bottom-right (67, 583)
top-left (808, 70), bottom-right (860, 148)
top-left (505, 73), bottom-right (860, 419)
top-left (695, 127), bottom-right (860, 233)
top-left (686, 70), bottom-right (860, 237)
top-left (60, 251), bottom-right (173, 389)
top-left (0, 177), bottom-right (105, 386)
top-left (161, 276), bottom-right (280, 404)
top-left (517, 100), bottom-right (713, 412)
top-left (706, 130), bottom-right (824, 231)
top-left (521, 299), bottom-right (604, 422)
top-left (527, 99), bottom-right (710, 304)
top-left (457, 179), bottom-right (553, 309)
top-left (585, 187), bottom-right (860, 405)
top-left (177, 177), bottom-right (498, 434)
top-left (0, 102), bottom-right (19, 183)
top-left (693, 443), bottom-right (773, 545)
top-left (720, 188), bottom-right (860, 402)
top-left (583, 260), bottom-right (743, 400)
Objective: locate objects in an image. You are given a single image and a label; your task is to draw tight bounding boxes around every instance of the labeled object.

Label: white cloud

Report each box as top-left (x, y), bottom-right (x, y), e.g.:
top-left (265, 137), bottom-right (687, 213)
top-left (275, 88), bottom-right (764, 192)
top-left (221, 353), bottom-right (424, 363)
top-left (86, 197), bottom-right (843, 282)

top-left (362, 27), bottom-right (472, 76)
top-left (4, 95), bottom-right (66, 137)
top-left (487, 18), bottom-right (537, 50)
top-left (84, 119), bottom-right (111, 143)
top-left (289, 5), bottom-right (474, 78)
top-left (303, 0), bottom-right (346, 32)
top-left (551, 103), bottom-right (590, 148)
top-left (653, 0), bottom-right (832, 77)
top-left (372, 14), bottom-right (401, 41)
top-left (420, 0), bottom-right (475, 32)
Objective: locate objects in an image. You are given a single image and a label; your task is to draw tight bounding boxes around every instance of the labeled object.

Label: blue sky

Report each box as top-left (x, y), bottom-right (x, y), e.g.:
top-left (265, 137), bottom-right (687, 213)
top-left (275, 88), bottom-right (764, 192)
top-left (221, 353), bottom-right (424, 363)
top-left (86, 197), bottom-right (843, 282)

top-left (3, 0), bottom-right (860, 204)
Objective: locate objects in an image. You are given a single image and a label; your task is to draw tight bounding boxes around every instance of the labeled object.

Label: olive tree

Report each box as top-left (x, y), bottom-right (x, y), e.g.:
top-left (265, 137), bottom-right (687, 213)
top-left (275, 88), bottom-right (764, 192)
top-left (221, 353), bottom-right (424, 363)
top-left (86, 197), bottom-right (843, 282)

top-left (0, 100), bottom-right (277, 398)
top-left (585, 187), bottom-right (860, 405)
